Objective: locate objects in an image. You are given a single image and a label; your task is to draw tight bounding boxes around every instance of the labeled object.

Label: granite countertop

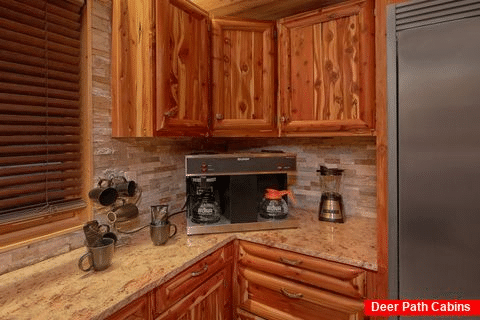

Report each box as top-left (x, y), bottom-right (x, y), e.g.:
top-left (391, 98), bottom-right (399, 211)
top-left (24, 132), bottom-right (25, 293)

top-left (0, 209), bottom-right (376, 320)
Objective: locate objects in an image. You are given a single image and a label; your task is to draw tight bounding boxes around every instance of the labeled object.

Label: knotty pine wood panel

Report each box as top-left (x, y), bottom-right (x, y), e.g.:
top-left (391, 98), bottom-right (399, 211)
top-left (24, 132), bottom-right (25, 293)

top-left (155, 0), bottom-right (209, 136)
top-left (211, 18), bottom-right (276, 136)
top-left (112, 0), bottom-right (155, 137)
top-left (289, 15), bottom-right (360, 122)
top-left (277, 0), bottom-right (375, 136)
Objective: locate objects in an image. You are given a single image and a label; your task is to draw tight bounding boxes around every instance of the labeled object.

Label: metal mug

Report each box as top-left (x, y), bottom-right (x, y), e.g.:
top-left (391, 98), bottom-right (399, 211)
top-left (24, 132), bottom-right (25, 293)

top-left (78, 238), bottom-right (115, 271)
top-left (107, 203), bottom-right (139, 223)
top-left (112, 176), bottom-right (137, 197)
top-left (88, 179), bottom-right (118, 206)
top-left (150, 221), bottom-right (177, 246)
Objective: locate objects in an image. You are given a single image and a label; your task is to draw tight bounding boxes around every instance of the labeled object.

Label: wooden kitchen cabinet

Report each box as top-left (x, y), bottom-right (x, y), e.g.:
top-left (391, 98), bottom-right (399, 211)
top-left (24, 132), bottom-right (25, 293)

top-left (155, 0), bottom-right (210, 136)
top-left (112, 0), bottom-right (209, 137)
top-left (234, 240), bottom-right (367, 320)
top-left (277, 0), bottom-right (375, 136)
top-left (211, 18), bottom-right (277, 137)
top-left (155, 269), bottom-right (228, 320)
top-left (112, 0), bottom-right (376, 138)
top-left (154, 242), bottom-right (233, 317)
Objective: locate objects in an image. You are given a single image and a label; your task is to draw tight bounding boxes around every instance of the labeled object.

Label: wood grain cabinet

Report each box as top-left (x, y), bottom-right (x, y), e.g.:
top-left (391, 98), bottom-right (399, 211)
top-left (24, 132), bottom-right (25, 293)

top-left (211, 18), bottom-right (277, 137)
top-left (277, 0), bottom-right (375, 136)
top-left (154, 242), bottom-right (234, 319)
top-left (106, 243), bottom-right (233, 320)
top-left (112, 0), bottom-right (376, 137)
top-left (155, 0), bottom-right (210, 137)
top-left (234, 240), bottom-right (367, 320)
top-left (112, 0), bottom-right (210, 137)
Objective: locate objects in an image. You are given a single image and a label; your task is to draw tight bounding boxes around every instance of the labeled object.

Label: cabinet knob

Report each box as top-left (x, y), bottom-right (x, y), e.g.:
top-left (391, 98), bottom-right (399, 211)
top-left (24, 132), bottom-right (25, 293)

top-left (164, 107), bottom-right (178, 118)
top-left (215, 113), bottom-right (224, 120)
top-left (280, 116), bottom-right (290, 124)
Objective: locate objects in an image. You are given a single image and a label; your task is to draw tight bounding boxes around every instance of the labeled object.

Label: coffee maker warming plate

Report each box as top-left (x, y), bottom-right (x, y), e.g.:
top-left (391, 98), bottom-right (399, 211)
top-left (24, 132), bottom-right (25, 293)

top-left (186, 212), bottom-right (299, 235)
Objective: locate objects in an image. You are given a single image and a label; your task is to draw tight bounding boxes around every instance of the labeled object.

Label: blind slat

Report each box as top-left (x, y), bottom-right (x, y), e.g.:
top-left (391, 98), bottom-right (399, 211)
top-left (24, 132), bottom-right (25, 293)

top-left (0, 153), bottom-right (81, 166)
top-left (0, 161), bottom-right (80, 177)
top-left (0, 144), bottom-right (81, 156)
top-left (0, 180), bottom-right (82, 200)
top-left (0, 35), bottom-right (80, 65)
top-left (0, 71), bottom-right (79, 92)
top-left (0, 82), bottom-right (80, 101)
top-left (0, 93), bottom-right (80, 109)
top-left (0, 61), bottom-right (80, 82)
top-left (0, 103), bottom-right (80, 117)
top-left (0, 189), bottom-right (83, 212)
top-left (0, 114), bottom-right (80, 126)
top-left (0, 171), bottom-right (82, 189)
top-left (0, 50), bottom-right (80, 75)
top-left (0, 124), bottom-right (81, 135)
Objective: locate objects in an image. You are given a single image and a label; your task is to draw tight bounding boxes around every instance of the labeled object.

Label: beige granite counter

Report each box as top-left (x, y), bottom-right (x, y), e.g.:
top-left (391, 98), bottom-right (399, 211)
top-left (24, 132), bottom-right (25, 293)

top-left (0, 209), bottom-right (376, 320)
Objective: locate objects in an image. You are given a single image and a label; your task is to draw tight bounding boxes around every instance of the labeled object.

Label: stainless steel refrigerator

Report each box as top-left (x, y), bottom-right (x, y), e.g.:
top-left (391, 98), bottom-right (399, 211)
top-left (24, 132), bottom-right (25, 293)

top-left (387, 0), bottom-right (480, 318)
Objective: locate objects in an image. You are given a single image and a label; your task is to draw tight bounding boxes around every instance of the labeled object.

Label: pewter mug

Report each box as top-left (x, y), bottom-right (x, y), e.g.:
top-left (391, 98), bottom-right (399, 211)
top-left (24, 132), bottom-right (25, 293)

top-left (78, 238), bottom-right (115, 271)
top-left (150, 221), bottom-right (177, 246)
top-left (88, 179), bottom-right (118, 206)
top-left (107, 203), bottom-right (139, 223)
top-left (112, 176), bottom-right (137, 197)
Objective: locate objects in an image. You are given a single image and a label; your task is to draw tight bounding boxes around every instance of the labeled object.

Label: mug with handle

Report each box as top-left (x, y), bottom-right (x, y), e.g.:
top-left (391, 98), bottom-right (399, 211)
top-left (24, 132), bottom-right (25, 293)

top-left (78, 238), bottom-right (115, 271)
top-left (150, 221), bottom-right (177, 246)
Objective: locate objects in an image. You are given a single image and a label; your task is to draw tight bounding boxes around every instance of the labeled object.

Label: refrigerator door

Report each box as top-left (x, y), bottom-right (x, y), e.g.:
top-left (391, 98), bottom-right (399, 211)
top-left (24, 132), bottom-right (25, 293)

top-left (397, 14), bottom-right (480, 306)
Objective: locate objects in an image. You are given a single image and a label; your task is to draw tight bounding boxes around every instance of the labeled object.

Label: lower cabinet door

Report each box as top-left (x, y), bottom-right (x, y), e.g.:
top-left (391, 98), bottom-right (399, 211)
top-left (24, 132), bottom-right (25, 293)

top-left (156, 269), bottom-right (227, 320)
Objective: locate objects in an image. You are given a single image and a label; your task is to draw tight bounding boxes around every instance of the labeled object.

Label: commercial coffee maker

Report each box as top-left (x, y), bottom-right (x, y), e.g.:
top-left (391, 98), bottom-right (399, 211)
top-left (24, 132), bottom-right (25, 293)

top-left (185, 151), bottom-right (297, 235)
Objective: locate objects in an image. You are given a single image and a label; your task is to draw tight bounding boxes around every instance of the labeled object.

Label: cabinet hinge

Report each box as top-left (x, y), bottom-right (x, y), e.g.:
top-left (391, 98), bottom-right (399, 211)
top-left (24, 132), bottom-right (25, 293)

top-left (273, 29), bottom-right (278, 39)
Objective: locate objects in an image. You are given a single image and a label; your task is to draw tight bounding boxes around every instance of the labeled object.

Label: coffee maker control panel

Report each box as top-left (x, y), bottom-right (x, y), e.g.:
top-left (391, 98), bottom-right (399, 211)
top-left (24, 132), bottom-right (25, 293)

top-left (186, 152), bottom-right (297, 176)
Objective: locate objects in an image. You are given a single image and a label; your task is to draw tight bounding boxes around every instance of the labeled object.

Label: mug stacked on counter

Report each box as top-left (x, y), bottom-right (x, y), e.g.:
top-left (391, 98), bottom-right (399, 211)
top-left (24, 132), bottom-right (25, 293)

top-left (150, 205), bottom-right (177, 246)
top-left (79, 220), bottom-right (117, 272)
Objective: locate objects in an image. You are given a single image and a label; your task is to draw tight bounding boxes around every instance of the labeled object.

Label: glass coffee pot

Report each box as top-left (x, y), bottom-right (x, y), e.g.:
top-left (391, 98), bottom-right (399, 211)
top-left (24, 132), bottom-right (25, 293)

top-left (191, 177), bottom-right (221, 224)
top-left (259, 189), bottom-right (294, 220)
top-left (317, 166), bottom-right (345, 223)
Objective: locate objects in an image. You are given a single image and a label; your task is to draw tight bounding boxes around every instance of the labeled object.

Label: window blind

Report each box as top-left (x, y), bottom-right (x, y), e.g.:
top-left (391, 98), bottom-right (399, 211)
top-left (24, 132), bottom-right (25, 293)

top-left (0, 0), bottom-right (85, 221)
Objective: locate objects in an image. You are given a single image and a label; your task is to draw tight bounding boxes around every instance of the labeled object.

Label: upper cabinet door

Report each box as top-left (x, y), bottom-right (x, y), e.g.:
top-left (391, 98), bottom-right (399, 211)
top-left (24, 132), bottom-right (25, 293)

top-left (278, 0), bottom-right (375, 136)
top-left (156, 0), bottom-right (210, 136)
top-left (211, 18), bottom-right (277, 137)
top-left (112, 0), bottom-right (156, 137)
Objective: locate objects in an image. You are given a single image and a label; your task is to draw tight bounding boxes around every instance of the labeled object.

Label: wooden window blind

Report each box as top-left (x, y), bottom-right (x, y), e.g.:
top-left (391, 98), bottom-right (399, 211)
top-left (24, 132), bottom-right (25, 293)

top-left (0, 0), bottom-right (86, 223)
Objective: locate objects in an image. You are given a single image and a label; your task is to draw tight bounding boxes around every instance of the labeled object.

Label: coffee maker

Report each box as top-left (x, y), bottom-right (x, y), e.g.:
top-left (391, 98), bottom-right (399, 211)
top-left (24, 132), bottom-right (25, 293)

top-left (185, 152), bottom-right (298, 235)
top-left (317, 165), bottom-right (345, 223)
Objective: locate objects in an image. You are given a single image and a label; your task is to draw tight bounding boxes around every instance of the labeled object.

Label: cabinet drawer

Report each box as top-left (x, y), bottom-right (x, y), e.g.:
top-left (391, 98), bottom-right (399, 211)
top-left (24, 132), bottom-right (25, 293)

top-left (238, 241), bottom-right (366, 298)
top-left (238, 266), bottom-right (365, 320)
top-left (154, 242), bottom-right (233, 315)
top-left (156, 269), bottom-right (226, 320)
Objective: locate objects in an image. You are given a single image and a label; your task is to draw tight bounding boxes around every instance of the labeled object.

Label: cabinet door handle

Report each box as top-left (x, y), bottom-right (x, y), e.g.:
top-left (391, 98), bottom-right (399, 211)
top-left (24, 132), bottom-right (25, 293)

top-left (281, 288), bottom-right (303, 299)
top-left (191, 264), bottom-right (208, 277)
top-left (279, 257), bottom-right (302, 266)
top-left (215, 113), bottom-right (224, 120)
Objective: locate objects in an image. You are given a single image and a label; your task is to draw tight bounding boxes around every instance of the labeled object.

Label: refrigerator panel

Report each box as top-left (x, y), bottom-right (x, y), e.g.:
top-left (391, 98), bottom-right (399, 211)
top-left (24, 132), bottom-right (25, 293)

top-left (398, 15), bottom-right (480, 303)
